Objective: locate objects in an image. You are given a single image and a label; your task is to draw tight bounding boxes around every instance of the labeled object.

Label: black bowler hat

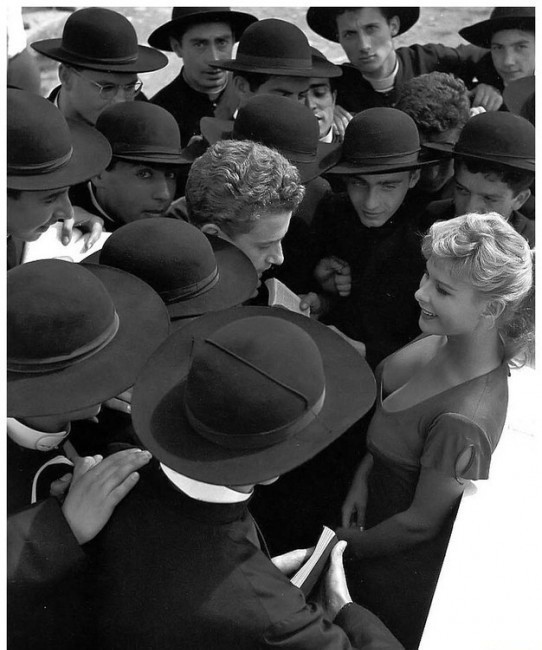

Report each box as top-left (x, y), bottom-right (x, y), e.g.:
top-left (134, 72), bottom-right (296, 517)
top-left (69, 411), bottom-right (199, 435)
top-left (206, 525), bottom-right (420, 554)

top-left (132, 307), bottom-right (376, 485)
top-left (423, 111), bottom-right (535, 172)
top-left (148, 7), bottom-right (258, 51)
top-left (95, 103), bottom-right (185, 165)
top-left (460, 7), bottom-right (535, 49)
top-left (85, 218), bottom-right (258, 321)
top-left (201, 94), bottom-right (341, 183)
top-left (31, 7), bottom-right (167, 72)
top-left (307, 7), bottom-right (420, 43)
top-left (310, 47), bottom-right (342, 79)
top-left (328, 107), bottom-right (436, 175)
top-left (7, 259), bottom-right (170, 418)
top-left (211, 19), bottom-right (313, 77)
top-left (7, 88), bottom-right (112, 191)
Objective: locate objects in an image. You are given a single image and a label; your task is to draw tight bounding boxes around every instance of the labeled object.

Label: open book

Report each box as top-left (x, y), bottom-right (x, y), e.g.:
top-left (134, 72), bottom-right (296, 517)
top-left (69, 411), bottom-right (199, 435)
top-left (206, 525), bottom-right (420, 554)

top-left (290, 526), bottom-right (338, 597)
top-left (265, 278), bottom-right (310, 316)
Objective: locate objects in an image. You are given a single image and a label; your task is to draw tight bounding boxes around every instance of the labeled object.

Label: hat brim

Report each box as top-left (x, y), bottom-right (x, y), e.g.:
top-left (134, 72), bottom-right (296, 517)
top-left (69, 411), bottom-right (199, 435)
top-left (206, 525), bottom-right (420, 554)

top-left (148, 11), bottom-right (258, 51)
top-left (423, 142), bottom-right (536, 172)
top-left (211, 59), bottom-right (313, 77)
top-left (132, 305), bottom-right (376, 485)
top-left (7, 121), bottom-right (112, 191)
top-left (111, 151), bottom-right (188, 166)
top-left (327, 151), bottom-right (438, 175)
top-left (307, 7), bottom-right (420, 42)
top-left (7, 265), bottom-right (170, 418)
top-left (310, 55), bottom-right (343, 79)
top-left (31, 41), bottom-right (167, 72)
top-left (459, 17), bottom-right (535, 49)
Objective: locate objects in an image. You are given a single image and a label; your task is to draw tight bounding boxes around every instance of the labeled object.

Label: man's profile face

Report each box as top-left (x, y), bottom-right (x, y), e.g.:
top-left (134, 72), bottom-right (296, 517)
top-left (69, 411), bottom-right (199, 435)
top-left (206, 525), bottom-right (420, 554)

top-left (236, 75), bottom-right (310, 108)
top-left (490, 29), bottom-right (535, 85)
top-left (172, 22), bottom-right (234, 93)
top-left (305, 78), bottom-right (336, 139)
top-left (7, 187), bottom-right (71, 241)
top-left (93, 160), bottom-right (177, 226)
top-left (62, 67), bottom-right (139, 125)
top-left (336, 8), bottom-right (398, 79)
top-left (345, 170), bottom-right (418, 228)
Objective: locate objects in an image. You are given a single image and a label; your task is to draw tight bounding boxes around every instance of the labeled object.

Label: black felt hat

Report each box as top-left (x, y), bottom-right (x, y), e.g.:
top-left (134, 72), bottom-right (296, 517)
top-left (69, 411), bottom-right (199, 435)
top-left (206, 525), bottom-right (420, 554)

top-left (306, 7), bottom-right (420, 43)
top-left (132, 307), bottom-right (376, 485)
top-left (148, 7), bottom-right (258, 51)
top-left (459, 7), bottom-right (535, 49)
top-left (32, 7), bottom-right (167, 72)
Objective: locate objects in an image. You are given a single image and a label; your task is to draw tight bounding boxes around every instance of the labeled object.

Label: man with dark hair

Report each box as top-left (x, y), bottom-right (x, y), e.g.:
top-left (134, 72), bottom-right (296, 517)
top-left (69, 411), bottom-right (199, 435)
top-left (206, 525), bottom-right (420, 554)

top-left (306, 7), bottom-right (496, 118)
top-left (422, 111), bottom-right (535, 247)
top-left (149, 7), bottom-right (257, 146)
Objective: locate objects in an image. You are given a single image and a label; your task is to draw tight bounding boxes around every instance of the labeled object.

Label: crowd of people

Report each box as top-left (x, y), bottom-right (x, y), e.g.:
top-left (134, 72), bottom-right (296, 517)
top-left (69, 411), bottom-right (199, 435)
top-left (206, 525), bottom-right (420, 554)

top-left (7, 6), bottom-right (535, 650)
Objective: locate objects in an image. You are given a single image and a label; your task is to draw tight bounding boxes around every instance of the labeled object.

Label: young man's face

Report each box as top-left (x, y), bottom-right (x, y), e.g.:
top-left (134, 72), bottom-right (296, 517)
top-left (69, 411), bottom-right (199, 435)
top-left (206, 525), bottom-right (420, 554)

top-left (418, 128), bottom-right (462, 193)
top-left (235, 75), bottom-right (310, 107)
top-left (453, 163), bottom-right (530, 221)
top-left (490, 29), bottom-right (535, 85)
top-left (93, 160), bottom-right (177, 226)
top-left (345, 170), bottom-right (419, 228)
top-left (336, 8), bottom-right (399, 79)
top-left (305, 78), bottom-right (336, 139)
top-left (172, 22), bottom-right (234, 94)
top-left (60, 66), bottom-right (140, 125)
top-left (7, 187), bottom-right (71, 241)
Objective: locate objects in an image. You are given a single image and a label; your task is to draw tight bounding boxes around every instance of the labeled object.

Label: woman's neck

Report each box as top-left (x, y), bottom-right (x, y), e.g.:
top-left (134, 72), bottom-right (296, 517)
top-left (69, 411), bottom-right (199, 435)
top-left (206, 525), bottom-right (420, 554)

top-left (437, 329), bottom-right (503, 381)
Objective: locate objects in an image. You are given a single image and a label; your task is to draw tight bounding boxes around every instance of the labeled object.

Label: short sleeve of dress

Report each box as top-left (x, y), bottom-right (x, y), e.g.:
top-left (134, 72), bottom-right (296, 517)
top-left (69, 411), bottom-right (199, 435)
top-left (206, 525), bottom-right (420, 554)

top-left (420, 412), bottom-right (494, 481)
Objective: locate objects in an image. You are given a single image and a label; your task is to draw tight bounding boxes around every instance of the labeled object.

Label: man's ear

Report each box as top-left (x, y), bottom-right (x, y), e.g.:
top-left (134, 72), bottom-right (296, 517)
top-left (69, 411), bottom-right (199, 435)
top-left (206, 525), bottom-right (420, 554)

top-left (169, 36), bottom-right (183, 59)
top-left (58, 64), bottom-right (73, 88)
top-left (512, 187), bottom-right (531, 212)
top-left (389, 15), bottom-right (400, 37)
top-left (233, 75), bottom-right (252, 103)
top-left (408, 168), bottom-right (421, 188)
top-left (91, 172), bottom-right (107, 189)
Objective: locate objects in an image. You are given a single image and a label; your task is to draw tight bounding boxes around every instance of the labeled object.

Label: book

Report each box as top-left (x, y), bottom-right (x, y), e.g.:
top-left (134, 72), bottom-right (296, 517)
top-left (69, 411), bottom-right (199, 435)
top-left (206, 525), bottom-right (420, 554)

top-left (265, 278), bottom-right (310, 317)
top-left (290, 525), bottom-right (338, 597)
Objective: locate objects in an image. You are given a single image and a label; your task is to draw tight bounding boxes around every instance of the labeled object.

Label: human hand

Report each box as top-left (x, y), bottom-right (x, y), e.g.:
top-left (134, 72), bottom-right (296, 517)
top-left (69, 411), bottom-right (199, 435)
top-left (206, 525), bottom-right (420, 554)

top-left (61, 206), bottom-right (104, 252)
top-left (61, 448), bottom-right (151, 544)
top-left (103, 388), bottom-right (133, 415)
top-left (327, 326), bottom-right (366, 357)
top-left (319, 542), bottom-right (353, 620)
top-left (314, 257), bottom-right (351, 296)
top-left (299, 292), bottom-right (328, 318)
top-left (166, 196), bottom-right (189, 221)
top-left (341, 467), bottom-right (369, 528)
top-left (469, 84), bottom-right (503, 112)
top-left (49, 472), bottom-right (73, 501)
top-left (271, 547), bottom-right (315, 576)
top-left (332, 105), bottom-right (353, 142)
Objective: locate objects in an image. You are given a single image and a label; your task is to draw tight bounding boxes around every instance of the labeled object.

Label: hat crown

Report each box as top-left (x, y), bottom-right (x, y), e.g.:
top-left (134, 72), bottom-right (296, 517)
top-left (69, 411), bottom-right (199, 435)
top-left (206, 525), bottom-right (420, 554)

top-left (61, 7), bottom-right (139, 63)
top-left (96, 103), bottom-right (181, 158)
top-left (490, 6), bottom-right (535, 21)
top-left (171, 6), bottom-right (233, 21)
top-left (455, 111), bottom-right (534, 161)
top-left (100, 219), bottom-right (217, 301)
top-left (233, 95), bottom-right (319, 159)
top-left (8, 89), bottom-right (72, 172)
top-left (8, 260), bottom-right (116, 368)
top-left (185, 317), bottom-right (325, 440)
top-left (237, 18), bottom-right (311, 64)
top-left (343, 108), bottom-right (420, 163)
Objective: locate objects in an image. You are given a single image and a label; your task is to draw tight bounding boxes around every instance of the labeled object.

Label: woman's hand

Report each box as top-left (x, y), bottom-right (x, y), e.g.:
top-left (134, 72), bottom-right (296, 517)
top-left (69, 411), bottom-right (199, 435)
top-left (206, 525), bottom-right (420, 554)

top-left (341, 461), bottom-right (371, 529)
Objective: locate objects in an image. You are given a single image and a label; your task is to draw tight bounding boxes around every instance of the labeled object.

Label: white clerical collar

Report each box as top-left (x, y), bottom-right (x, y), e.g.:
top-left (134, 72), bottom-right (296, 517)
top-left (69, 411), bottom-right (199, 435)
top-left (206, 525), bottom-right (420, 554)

top-left (160, 463), bottom-right (252, 503)
top-left (88, 181), bottom-right (116, 227)
top-left (363, 58), bottom-right (400, 93)
top-left (320, 127), bottom-right (334, 143)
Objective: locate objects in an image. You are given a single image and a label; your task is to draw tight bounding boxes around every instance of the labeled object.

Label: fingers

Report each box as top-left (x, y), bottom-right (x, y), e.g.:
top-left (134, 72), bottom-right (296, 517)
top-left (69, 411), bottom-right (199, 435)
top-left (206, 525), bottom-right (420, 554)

top-left (93, 449), bottom-right (152, 493)
top-left (72, 454), bottom-right (103, 481)
top-left (49, 473), bottom-right (73, 499)
top-left (82, 221), bottom-right (103, 252)
top-left (60, 215), bottom-right (75, 246)
top-left (299, 291), bottom-right (321, 315)
top-left (103, 396), bottom-right (131, 415)
top-left (330, 540), bottom-right (347, 565)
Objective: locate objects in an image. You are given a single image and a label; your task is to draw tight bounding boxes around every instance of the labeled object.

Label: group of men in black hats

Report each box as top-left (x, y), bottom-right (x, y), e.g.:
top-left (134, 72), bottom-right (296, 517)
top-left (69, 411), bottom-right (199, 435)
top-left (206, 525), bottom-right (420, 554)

top-left (6, 5), bottom-right (536, 650)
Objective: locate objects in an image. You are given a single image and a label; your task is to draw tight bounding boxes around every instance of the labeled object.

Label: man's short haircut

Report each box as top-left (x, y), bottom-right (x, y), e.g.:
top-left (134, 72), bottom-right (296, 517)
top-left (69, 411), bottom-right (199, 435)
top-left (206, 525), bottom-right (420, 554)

top-left (233, 71), bottom-right (274, 93)
top-left (185, 140), bottom-right (305, 237)
top-left (455, 157), bottom-right (534, 195)
top-left (395, 72), bottom-right (470, 139)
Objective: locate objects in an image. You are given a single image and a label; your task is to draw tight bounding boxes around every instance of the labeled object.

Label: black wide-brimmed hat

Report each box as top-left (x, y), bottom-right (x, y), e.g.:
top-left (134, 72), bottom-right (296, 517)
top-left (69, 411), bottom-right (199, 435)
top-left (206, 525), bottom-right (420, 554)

top-left (7, 259), bottom-right (170, 418)
top-left (85, 218), bottom-right (258, 320)
top-left (307, 7), bottom-right (420, 43)
top-left (132, 307), bottom-right (376, 485)
top-left (459, 7), bottom-right (535, 49)
top-left (201, 94), bottom-right (341, 183)
top-left (95, 102), bottom-right (185, 165)
top-left (148, 7), bottom-right (258, 51)
top-left (503, 76), bottom-right (535, 125)
top-left (7, 88), bottom-right (112, 191)
top-left (32, 7), bottom-right (167, 72)
top-left (310, 46), bottom-right (342, 79)
top-left (211, 18), bottom-right (313, 77)
top-left (423, 111), bottom-right (535, 172)
top-left (328, 107), bottom-right (437, 175)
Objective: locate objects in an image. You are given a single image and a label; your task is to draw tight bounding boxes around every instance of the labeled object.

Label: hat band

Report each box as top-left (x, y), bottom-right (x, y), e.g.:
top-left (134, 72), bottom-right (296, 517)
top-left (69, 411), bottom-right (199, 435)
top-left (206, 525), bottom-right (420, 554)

top-left (344, 149), bottom-right (420, 166)
top-left (161, 266), bottom-right (220, 303)
top-left (61, 45), bottom-right (138, 65)
top-left (8, 312), bottom-right (120, 374)
top-left (113, 144), bottom-right (182, 158)
top-left (7, 148), bottom-right (73, 176)
top-left (234, 53), bottom-right (312, 71)
top-left (186, 389), bottom-right (326, 450)
top-left (455, 147), bottom-right (535, 166)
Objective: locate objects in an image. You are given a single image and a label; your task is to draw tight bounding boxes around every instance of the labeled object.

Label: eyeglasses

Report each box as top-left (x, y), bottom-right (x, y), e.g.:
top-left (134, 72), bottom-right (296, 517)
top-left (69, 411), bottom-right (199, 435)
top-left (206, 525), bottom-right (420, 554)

top-left (70, 68), bottom-right (143, 100)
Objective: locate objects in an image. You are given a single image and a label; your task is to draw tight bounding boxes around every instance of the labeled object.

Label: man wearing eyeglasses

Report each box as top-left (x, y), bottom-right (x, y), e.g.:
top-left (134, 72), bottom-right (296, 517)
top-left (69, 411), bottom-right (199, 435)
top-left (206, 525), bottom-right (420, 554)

top-left (32, 7), bottom-right (167, 126)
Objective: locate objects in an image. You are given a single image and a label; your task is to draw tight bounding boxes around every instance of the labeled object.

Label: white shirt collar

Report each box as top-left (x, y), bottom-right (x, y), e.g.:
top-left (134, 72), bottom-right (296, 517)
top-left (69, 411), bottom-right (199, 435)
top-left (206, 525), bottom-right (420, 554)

top-left (160, 463), bottom-right (252, 503)
top-left (320, 127), bottom-right (335, 143)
